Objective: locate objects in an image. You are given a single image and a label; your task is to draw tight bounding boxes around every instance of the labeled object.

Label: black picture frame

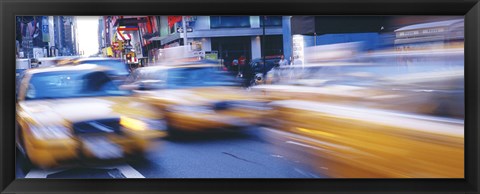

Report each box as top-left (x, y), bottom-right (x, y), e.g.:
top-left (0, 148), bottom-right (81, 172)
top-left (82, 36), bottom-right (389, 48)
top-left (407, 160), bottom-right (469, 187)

top-left (1, 0), bottom-right (479, 193)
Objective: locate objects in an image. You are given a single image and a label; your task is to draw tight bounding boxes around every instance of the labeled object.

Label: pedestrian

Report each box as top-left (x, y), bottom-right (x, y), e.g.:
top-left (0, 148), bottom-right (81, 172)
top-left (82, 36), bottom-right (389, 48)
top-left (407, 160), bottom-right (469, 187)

top-left (238, 55), bottom-right (246, 65)
top-left (238, 55), bottom-right (247, 77)
top-left (278, 55), bottom-right (289, 66)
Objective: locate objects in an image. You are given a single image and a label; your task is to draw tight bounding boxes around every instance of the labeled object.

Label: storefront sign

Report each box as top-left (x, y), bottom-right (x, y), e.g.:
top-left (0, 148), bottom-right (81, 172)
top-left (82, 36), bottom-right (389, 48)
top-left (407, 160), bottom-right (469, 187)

top-left (112, 41), bottom-right (123, 51)
top-left (177, 27), bottom-right (193, 33)
top-left (168, 16), bottom-right (182, 28)
top-left (41, 16), bottom-right (49, 42)
top-left (190, 41), bottom-right (202, 51)
top-left (205, 51), bottom-right (218, 60)
top-left (103, 47), bottom-right (114, 57)
top-left (292, 35), bottom-right (305, 65)
top-left (192, 51), bottom-right (205, 58)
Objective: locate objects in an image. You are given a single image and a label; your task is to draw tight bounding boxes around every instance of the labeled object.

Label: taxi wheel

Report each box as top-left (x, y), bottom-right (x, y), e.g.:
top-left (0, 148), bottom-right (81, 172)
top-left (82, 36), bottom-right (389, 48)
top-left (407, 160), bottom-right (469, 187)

top-left (165, 118), bottom-right (185, 139)
top-left (167, 124), bottom-right (183, 138)
top-left (165, 118), bottom-right (178, 137)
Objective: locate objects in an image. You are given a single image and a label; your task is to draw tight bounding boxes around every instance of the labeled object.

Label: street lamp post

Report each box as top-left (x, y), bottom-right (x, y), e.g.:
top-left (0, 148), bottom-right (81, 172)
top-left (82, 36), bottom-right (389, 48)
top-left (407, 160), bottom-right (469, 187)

top-left (182, 16), bottom-right (188, 52)
top-left (262, 16), bottom-right (266, 70)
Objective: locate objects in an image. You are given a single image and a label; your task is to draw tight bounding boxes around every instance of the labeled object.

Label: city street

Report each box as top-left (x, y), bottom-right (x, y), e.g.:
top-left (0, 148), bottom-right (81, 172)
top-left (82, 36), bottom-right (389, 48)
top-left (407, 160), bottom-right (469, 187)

top-left (15, 15), bottom-right (465, 179)
top-left (16, 127), bottom-right (325, 178)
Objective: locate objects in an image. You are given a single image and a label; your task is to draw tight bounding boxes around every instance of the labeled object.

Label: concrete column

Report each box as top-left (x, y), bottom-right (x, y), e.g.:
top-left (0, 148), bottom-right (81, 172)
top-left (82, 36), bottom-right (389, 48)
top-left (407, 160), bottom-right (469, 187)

top-left (48, 16), bottom-right (55, 48)
top-left (251, 36), bottom-right (261, 59)
top-left (282, 16), bottom-right (293, 60)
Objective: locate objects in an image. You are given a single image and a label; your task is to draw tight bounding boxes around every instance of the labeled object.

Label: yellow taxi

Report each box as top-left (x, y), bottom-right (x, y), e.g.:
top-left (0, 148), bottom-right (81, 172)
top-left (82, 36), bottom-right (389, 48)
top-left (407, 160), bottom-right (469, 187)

top-left (122, 60), bottom-right (271, 134)
top-left (256, 63), bottom-right (464, 178)
top-left (259, 62), bottom-right (464, 118)
top-left (265, 100), bottom-right (464, 178)
top-left (16, 64), bottom-right (166, 169)
top-left (67, 57), bottom-right (131, 85)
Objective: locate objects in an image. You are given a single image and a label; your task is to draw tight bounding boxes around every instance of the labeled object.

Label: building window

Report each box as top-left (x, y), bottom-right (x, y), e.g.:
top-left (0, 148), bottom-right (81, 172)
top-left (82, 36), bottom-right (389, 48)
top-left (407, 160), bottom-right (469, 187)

top-left (210, 16), bottom-right (250, 28)
top-left (260, 16), bottom-right (282, 27)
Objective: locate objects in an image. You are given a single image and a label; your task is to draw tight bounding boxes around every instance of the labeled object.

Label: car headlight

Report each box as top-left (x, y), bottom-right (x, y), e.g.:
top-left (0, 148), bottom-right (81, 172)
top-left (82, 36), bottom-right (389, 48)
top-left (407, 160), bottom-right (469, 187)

top-left (120, 116), bottom-right (166, 131)
top-left (168, 105), bottom-right (214, 114)
top-left (30, 125), bottom-right (72, 140)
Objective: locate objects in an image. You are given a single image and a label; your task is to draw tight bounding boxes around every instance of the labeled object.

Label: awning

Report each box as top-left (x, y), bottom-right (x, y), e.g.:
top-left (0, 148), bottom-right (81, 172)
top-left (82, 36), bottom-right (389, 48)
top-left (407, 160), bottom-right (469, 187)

top-left (113, 17), bottom-right (147, 27)
top-left (148, 36), bottom-right (164, 41)
top-left (143, 31), bottom-right (160, 39)
top-left (148, 33), bottom-right (181, 46)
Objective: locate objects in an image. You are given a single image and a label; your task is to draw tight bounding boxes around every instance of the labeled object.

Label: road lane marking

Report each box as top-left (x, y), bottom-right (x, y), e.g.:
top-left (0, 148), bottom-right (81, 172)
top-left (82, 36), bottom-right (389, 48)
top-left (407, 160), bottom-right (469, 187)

top-left (221, 152), bottom-right (264, 166)
top-left (23, 164), bottom-right (145, 178)
top-left (24, 170), bottom-right (47, 178)
top-left (24, 168), bottom-right (67, 178)
top-left (107, 164), bottom-right (145, 178)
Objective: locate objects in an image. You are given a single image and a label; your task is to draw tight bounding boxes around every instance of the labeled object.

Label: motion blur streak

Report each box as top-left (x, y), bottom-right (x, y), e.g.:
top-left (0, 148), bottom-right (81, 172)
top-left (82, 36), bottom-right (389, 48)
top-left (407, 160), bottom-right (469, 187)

top-left (259, 45), bottom-right (464, 178)
top-left (16, 16), bottom-right (464, 178)
top-left (120, 116), bottom-right (147, 131)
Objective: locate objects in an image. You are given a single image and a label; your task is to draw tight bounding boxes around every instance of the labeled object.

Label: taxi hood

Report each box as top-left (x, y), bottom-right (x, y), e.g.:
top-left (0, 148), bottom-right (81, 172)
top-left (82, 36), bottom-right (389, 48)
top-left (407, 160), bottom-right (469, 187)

top-left (19, 96), bottom-right (158, 126)
top-left (140, 86), bottom-right (262, 106)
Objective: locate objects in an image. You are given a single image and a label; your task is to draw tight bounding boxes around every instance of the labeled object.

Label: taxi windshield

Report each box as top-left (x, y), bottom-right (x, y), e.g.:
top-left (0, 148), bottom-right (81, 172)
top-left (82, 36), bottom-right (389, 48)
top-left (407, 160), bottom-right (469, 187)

top-left (25, 70), bottom-right (131, 100)
top-left (129, 66), bottom-right (240, 90)
top-left (79, 60), bottom-right (130, 76)
top-left (165, 67), bottom-right (241, 89)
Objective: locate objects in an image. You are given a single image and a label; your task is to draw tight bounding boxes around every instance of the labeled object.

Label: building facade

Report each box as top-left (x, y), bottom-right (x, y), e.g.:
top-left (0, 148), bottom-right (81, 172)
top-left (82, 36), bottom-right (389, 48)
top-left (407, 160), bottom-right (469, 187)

top-left (100, 16), bottom-right (145, 63)
top-left (98, 17), bottom-right (104, 53)
top-left (99, 16), bottom-right (284, 66)
top-left (139, 16), bottom-right (284, 65)
top-left (16, 16), bottom-right (48, 59)
top-left (62, 16), bottom-right (76, 56)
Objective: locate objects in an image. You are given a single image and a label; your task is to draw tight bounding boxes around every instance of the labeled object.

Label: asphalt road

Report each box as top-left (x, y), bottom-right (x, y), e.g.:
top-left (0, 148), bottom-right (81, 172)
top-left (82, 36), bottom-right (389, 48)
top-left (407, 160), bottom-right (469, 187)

top-left (16, 127), bottom-right (326, 178)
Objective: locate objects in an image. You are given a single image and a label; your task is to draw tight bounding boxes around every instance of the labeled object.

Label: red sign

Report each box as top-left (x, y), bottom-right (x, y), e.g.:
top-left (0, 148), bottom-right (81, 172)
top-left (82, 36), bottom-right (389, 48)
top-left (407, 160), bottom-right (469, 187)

top-left (168, 16), bottom-right (182, 28)
top-left (117, 26), bottom-right (139, 31)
